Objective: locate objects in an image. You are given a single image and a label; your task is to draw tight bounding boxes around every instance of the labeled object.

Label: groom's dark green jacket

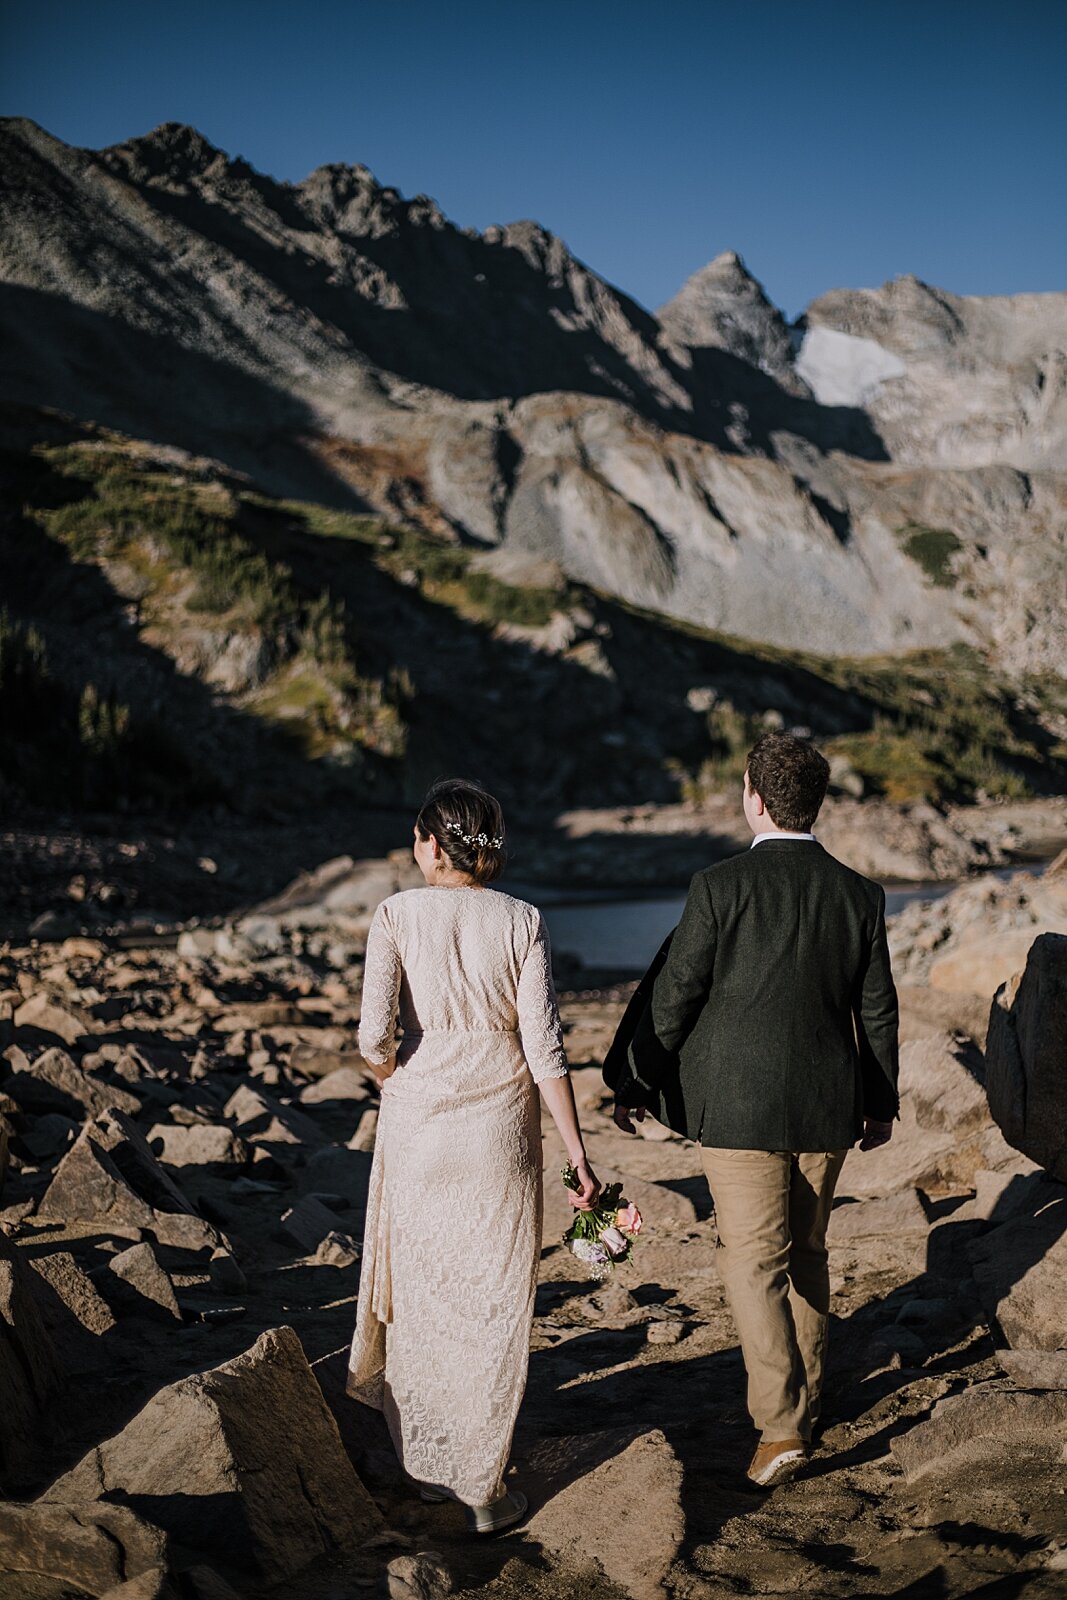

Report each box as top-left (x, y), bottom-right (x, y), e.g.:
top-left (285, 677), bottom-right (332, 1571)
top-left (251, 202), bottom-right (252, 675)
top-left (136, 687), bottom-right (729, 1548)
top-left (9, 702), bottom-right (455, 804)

top-left (612, 840), bottom-right (899, 1151)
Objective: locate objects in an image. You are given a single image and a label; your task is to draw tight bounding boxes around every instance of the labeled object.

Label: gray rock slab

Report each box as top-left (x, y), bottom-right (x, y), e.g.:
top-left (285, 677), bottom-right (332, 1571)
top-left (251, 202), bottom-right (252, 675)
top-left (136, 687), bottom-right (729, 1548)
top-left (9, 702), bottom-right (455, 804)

top-left (0, 1499), bottom-right (169, 1594)
top-left (968, 1185), bottom-right (1067, 1351)
top-left (829, 1189), bottom-right (929, 1241)
top-left (997, 1348), bottom-right (1067, 1388)
top-left (44, 1325), bottom-right (381, 1582)
top-left (891, 1386), bottom-right (1067, 1480)
top-left (523, 1426), bottom-right (684, 1600)
top-left (900, 1032), bottom-right (990, 1134)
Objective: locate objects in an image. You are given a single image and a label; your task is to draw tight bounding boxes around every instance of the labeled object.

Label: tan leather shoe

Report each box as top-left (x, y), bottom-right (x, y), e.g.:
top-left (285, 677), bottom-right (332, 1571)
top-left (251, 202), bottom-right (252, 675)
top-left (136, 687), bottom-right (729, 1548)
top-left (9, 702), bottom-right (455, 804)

top-left (747, 1437), bottom-right (808, 1486)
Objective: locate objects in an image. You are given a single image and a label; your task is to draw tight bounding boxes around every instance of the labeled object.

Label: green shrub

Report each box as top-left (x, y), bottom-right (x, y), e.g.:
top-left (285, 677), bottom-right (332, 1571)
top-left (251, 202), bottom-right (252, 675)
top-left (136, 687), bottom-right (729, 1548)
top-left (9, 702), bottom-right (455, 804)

top-left (896, 523), bottom-right (962, 587)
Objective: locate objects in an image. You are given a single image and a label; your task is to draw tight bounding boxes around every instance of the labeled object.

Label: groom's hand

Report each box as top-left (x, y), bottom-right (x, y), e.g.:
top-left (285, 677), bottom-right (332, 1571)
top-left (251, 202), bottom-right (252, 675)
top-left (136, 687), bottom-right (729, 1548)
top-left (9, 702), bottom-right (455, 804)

top-left (859, 1118), bottom-right (893, 1151)
top-left (613, 1101), bottom-right (646, 1136)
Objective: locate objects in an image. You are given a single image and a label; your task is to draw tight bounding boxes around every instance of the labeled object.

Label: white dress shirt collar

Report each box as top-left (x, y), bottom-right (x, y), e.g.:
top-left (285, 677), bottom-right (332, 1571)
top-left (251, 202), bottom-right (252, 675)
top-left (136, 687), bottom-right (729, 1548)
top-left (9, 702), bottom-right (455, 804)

top-left (750, 830), bottom-right (817, 847)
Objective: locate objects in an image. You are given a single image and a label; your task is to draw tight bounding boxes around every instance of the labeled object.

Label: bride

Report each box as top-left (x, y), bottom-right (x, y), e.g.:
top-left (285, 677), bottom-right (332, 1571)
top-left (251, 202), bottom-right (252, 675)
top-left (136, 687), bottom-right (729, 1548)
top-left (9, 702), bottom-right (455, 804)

top-left (347, 778), bottom-right (600, 1533)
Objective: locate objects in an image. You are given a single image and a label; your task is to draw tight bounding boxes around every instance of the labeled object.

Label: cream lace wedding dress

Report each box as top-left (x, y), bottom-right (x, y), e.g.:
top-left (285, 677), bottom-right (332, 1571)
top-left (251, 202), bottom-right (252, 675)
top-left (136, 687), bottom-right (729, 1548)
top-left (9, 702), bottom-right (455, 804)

top-left (346, 885), bottom-right (568, 1507)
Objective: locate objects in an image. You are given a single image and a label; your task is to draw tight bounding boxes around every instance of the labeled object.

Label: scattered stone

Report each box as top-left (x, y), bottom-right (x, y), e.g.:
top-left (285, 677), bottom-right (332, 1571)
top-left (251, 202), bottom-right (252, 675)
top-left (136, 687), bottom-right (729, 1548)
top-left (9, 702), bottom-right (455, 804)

top-left (148, 1123), bottom-right (251, 1167)
top-left (282, 1195), bottom-right (342, 1253)
top-left (348, 1108), bottom-right (379, 1152)
top-left (524, 1427), bottom-right (684, 1600)
top-left (314, 1231), bottom-right (361, 1268)
top-left (387, 1550), bottom-right (452, 1600)
top-left (996, 1349), bottom-right (1067, 1388)
top-left (646, 1318), bottom-right (686, 1345)
top-left (0, 1499), bottom-right (169, 1594)
top-left (985, 932), bottom-right (1067, 1181)
top-left (299, 1066), bottom-right (372, 1104)
top-left (108, 1241), bottom-right (182, 1321)
top-left (208, 1247), bottom-right (248, 1294)
top-left (289, 1044), bottom-right (368, 1079)
top-left (176, 928), bottom-right (220, 961)
top-left (5, 1044), bottom-right (142, 1118)
top-left (22, 1110), bottom-right (80, 1159)
top-left (298, 1146), bottom-right (373, 1210)
top-left (45, 1326), bottom-right (381, 1582)
top-left (223, 1083), bottom-right (326, 1147)
top-left (31, 1250), bottom-right (117, 1338)
top-left (60, 936), bottom-right (107, 961)
top-left (39, 1108), bottom-right (197, 1228)
top-left (891, 1386), bottom-right (1067, 1480)
top-left (13, 991), bottom-right (96, 1045)
top-left (829, 1189), bottom-right (928, 1240)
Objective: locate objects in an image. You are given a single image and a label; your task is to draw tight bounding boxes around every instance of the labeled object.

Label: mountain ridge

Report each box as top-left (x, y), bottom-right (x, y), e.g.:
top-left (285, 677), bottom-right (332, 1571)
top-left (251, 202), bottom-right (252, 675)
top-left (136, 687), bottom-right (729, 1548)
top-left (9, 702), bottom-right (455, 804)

top-left (2, 117), bottom-right (1065, 672)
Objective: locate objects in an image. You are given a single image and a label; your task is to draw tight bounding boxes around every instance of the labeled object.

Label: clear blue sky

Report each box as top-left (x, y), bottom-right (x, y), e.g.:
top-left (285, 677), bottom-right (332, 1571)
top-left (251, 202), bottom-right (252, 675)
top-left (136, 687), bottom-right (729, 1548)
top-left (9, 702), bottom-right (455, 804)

top-left (3, 0), bottom-right (1064, 317)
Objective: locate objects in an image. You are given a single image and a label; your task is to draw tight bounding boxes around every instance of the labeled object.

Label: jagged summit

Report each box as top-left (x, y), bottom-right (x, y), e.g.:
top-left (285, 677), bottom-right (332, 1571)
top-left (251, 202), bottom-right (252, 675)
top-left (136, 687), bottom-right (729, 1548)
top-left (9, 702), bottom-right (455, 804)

top-left (100, 121), bottom-right (234, 183)
top-left (657, 250), bottom-right (806, 395)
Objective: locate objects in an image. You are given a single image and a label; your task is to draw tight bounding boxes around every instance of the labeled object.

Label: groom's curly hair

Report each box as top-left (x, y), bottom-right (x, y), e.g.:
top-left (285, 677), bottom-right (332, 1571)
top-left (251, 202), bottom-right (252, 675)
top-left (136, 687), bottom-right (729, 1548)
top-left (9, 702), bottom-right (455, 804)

top-left (746, 733), bottom-right (830, 832)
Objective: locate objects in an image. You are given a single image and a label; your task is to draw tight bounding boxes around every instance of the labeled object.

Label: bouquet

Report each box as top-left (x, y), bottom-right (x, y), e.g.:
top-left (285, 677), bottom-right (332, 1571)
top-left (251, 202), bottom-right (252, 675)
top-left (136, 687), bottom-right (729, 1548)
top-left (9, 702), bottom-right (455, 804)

top-left (560, 1164), bottom-right (643, 1280)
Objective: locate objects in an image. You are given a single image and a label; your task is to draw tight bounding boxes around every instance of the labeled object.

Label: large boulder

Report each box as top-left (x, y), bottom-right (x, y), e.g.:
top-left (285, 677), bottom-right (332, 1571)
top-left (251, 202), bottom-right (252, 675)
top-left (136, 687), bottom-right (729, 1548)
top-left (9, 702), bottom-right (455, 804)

top-left (0, 1499), bottom-right (169, 1596)
top-left (985, 932), bottom-right (1067, 1181)
top-left (38, 1108), bottom-right (198, 1228)
top-left (43, 1325), bottom-right (381, 1583)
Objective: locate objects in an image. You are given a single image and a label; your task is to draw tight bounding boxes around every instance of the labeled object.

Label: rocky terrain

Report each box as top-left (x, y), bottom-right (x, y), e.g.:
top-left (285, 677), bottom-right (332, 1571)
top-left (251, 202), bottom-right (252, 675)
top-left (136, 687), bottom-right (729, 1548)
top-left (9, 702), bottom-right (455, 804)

top-left (2, 118), bottom-right (1067, 670)
top-left (2, 851), bottom-right (1067, 1599)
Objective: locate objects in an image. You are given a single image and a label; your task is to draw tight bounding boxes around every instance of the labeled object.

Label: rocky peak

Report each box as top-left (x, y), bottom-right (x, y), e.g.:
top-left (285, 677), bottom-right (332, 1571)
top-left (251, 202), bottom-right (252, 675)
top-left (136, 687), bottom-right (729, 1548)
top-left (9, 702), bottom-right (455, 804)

top-left (805, 274), bottom-right (967, 356)
top-left (99, 122), bottom-right (232, 188)
top-left (657, 251), bottom-right (806, 394)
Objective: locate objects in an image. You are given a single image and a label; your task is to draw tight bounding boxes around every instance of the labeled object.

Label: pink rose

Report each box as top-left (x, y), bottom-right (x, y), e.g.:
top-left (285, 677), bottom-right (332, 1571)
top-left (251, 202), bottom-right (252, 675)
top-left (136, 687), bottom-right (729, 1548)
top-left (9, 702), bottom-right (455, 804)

top-left (599, 1225), bottom-right (630, 1259)
top-left (616, 1203), bottom-right (643, 1236)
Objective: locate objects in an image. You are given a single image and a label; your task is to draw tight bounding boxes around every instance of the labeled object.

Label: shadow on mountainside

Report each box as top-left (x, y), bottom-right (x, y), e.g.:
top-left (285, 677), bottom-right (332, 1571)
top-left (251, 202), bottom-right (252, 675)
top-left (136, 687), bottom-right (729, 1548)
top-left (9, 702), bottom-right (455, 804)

top-left (0, 284), bottom-right (371, 511)
top-left (19, 169), bottom-right (891, 467)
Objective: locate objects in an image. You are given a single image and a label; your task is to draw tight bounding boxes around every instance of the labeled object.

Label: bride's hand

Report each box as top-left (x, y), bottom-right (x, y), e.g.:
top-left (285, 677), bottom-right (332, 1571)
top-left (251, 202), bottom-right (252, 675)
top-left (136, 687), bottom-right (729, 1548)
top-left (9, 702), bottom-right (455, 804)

top-left (373, 1054), bottom-right (397, 1091)
top-left (567, 1155), bottom-right (601, 1211)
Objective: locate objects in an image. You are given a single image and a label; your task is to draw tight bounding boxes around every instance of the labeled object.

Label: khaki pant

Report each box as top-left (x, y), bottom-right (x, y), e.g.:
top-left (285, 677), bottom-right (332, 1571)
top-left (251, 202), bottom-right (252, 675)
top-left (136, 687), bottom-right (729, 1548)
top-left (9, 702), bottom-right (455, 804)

top-left (701, 1147), bottom-right (848, 1443)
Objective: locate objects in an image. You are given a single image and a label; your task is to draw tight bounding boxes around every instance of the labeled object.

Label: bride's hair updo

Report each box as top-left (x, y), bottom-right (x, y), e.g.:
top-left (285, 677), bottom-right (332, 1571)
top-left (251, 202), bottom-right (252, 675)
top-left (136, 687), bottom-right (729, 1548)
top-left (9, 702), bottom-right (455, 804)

top-left (415, 777), bottom-right (507, 884)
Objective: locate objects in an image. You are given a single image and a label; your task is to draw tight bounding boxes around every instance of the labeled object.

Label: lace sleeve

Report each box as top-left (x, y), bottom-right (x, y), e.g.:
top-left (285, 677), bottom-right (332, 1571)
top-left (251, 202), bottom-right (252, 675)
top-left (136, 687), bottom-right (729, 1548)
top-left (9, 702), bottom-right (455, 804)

top-left (358, 900), bottom-right (402, 1067)
top-left (517, 910), bottom-right (569, 1083)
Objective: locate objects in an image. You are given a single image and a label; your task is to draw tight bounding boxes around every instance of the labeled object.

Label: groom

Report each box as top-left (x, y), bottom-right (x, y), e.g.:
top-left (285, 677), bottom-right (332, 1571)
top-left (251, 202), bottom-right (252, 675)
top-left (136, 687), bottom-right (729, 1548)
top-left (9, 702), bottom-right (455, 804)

top-left (614, 732), bottom-right (898, 1486)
